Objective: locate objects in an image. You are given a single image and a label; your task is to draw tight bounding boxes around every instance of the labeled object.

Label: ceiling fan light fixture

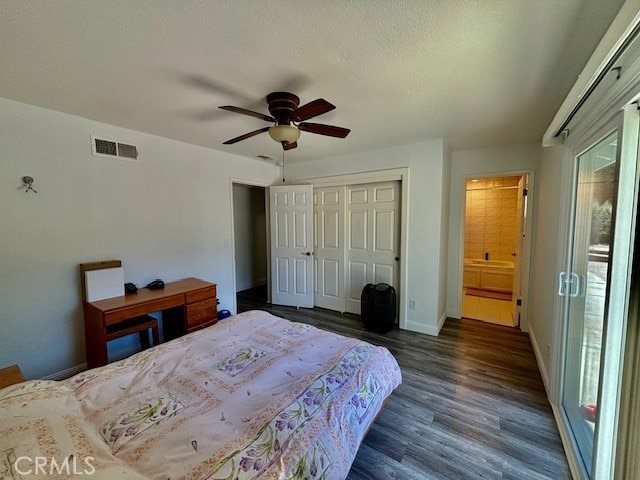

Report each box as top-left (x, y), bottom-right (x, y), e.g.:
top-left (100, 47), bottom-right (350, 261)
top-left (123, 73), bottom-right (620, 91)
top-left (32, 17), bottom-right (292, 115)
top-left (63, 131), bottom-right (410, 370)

top-left (269, 125), bottom-right (300, 145)
top-left (220, 93), bottom-right (348, 148)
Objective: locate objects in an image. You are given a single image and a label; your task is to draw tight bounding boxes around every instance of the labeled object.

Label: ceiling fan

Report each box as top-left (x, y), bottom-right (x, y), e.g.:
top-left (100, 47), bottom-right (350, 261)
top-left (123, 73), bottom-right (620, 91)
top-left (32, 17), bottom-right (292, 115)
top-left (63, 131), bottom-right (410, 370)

top-left (219, 92), bottom-right (350, 150)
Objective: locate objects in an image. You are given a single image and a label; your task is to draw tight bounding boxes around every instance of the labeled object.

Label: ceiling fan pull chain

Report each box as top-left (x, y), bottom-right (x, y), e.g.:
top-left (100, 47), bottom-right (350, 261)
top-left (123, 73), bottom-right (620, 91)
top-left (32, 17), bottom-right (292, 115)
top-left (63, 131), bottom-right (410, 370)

top-left (282, 147), bottom-right (286, 183)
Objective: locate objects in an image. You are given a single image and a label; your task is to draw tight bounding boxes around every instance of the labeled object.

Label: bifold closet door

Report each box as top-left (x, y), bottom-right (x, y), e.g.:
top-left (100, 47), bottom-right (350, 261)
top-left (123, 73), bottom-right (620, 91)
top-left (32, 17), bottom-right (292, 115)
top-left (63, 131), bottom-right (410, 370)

top-left (313, 186), bottom-right (345, 311)
top-left (345, 181), bottom-right (400, 314)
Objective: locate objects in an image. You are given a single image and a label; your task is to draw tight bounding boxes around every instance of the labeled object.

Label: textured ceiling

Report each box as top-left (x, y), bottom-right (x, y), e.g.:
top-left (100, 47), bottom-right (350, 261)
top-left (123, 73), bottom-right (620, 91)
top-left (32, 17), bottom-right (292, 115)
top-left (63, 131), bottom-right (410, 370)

top-left (0, 1), bottom-right (625, 163)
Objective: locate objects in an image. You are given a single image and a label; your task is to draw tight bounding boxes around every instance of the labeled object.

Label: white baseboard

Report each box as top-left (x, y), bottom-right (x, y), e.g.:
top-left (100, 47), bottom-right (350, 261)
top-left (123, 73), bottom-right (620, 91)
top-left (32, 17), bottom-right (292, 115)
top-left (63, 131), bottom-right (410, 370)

top-left (42, 363), bottom-right (87, 381)
top-left (551, 403), bottom-right (585, 480)
top-left (41, 344), bottom-right (142, 381)
top-left (438, 312), bottom-right (447, 333)
top-left (446, 309), bottom-right (461, 319)
top-left (531, 329), bottom-right (583, 480)
top-left (237, 278), bottom-right (267, 292)
top-left (529, 327), bottom-right (550, 396)
top-left (404, 315), bottom-right (445, 336)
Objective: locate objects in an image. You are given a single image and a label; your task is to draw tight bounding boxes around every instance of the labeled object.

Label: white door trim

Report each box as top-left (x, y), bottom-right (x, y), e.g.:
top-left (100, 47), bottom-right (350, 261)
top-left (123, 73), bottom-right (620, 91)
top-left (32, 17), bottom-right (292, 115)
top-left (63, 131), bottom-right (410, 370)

top-left (293, 167), bottom-right (409, 329)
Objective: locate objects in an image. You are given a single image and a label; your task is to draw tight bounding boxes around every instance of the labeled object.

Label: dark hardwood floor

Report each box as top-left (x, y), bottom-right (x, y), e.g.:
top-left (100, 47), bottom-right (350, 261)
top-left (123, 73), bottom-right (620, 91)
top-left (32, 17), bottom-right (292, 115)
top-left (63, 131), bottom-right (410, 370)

top-left (237, 286), bottom-right (570, 479)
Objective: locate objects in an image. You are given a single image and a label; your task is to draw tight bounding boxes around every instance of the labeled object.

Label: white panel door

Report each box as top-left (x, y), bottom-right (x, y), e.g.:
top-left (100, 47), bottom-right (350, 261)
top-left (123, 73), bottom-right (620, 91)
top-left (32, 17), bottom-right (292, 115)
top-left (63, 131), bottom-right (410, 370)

top-left (313, 186), bottom-right (345, 311)
top-left (269, 185), bottom-right (314, 308)
top-left (512, 175), bottom-right (527, 326)
top-left (345, 181), bottom-right (400, 314)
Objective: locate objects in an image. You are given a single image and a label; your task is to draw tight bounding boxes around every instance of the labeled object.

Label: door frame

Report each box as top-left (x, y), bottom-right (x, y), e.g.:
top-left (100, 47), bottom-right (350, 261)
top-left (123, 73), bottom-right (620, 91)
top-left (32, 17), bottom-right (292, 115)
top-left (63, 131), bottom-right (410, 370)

top-left (512, 175), bottom-right (528, 326)
top-left (228, 177), bottom-right (271, 314)
top-left (457, 169), bottom-right (535, 331)
top-left (561, 128), bottom-right (619, 476)
top-left (293, 167), bottom-right (409, 329)
top-left (550, 107), bottom-right (640, 479)
top-left (550, 117), bottom-right (618, 480)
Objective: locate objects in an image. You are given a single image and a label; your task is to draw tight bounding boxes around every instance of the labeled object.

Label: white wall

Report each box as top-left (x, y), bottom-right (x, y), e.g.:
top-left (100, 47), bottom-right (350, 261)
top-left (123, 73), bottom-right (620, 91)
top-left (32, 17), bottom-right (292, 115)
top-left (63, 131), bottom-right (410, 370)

top-left (0, 98), bottom-right (279, 379)
top-left (528, 145), bottom-right (565, 389)
top-left (286, 139), bottom-right (447, 335)
top-left (446, 143), bottom-right (541, 323)
top-left (232, 184), bottom-right (267, 291)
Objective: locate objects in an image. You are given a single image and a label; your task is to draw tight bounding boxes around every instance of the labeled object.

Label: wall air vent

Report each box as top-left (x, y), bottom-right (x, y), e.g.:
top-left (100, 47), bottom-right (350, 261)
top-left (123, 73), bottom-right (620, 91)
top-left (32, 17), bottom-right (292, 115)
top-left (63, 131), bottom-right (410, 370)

top-left (116, 143), bottom-right (138, 159)
top-left (95, 138), bottom-right (117, 156)
top-left (91, 135), bottom-right (139, 160)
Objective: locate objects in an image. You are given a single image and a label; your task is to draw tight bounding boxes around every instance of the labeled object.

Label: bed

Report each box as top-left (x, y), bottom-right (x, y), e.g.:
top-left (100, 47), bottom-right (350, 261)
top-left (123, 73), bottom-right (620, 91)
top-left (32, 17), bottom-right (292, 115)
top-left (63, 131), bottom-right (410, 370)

top-left (0, 310), bottom-right (401, 479)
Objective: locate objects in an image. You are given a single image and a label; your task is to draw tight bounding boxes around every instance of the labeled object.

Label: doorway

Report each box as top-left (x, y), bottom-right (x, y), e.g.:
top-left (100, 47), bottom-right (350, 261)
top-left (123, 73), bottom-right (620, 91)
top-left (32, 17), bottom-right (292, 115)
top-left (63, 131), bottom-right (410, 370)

top-left (461, 174), bottom-right (529, 327)
top-left (231, 183), bottom-right (268, 308)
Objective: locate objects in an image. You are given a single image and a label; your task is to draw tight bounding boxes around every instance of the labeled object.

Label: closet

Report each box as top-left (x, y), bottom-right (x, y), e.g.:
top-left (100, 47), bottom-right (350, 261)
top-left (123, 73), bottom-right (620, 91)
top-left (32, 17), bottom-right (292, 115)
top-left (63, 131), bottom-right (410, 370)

top-left (313, 181), bottom-right (400, 314)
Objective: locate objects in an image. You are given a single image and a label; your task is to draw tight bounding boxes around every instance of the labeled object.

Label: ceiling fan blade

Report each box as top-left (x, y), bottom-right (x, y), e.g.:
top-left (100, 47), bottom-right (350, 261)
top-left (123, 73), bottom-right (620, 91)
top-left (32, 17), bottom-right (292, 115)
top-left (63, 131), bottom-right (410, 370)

top-left (292, 99), bottom-right (335, 122)
top-left (298, 122), bottom-right (350, 138)
top-left (283, 141), bottom-right (297, 151)
top-left (219, 106), bottom-right (275, 123)
top-left (223, 127), bottom-right (270, 144)
top-left (183, 74), bottom-right (253, 99)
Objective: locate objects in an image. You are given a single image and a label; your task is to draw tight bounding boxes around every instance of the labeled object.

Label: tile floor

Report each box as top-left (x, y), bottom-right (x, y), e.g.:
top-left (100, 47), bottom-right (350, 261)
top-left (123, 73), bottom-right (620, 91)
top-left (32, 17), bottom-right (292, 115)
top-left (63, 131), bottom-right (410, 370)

top-left (462, 291), bottom-right (515, 327)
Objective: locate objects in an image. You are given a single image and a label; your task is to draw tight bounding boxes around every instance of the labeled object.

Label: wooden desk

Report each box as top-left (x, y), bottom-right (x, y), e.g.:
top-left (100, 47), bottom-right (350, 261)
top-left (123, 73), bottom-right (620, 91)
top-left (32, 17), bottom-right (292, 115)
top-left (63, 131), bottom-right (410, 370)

top-left (83, 278), bottom-right (217, 368)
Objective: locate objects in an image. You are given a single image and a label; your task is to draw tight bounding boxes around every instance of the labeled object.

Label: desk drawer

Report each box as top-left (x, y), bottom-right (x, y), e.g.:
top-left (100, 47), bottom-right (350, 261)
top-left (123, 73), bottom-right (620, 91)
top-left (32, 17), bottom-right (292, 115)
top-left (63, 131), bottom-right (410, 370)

top-left (105, 294), bottom-right (184, 326)
top-left (186, 286), bottom-right (216, 303)
top-left (186, 298), bottom-right (217, 328)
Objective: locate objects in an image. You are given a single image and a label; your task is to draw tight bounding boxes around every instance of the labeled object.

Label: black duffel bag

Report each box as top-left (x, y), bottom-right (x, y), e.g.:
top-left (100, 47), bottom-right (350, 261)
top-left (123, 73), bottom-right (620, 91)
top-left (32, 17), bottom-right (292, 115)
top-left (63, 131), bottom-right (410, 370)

top-left (361, 283), bottom-right (396, 333)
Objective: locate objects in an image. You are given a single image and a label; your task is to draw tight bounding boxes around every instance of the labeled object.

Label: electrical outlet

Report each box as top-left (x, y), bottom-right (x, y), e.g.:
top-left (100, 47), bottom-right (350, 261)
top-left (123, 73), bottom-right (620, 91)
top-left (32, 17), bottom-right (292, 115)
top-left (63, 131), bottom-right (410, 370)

top-left (409, 299), bottom-right (416, 309)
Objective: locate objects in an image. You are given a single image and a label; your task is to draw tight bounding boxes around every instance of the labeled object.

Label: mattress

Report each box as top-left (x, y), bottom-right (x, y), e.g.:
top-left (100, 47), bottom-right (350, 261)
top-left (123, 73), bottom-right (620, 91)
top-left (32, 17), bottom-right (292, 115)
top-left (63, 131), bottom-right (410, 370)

top-left (0, 310), bottom-right (401, 479)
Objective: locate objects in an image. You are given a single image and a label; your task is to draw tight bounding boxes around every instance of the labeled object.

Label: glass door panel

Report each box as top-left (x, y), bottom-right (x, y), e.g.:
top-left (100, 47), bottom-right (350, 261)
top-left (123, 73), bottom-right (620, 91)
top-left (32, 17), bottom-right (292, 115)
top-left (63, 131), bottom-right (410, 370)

top-left (562, 131), bottom-right (618, 474)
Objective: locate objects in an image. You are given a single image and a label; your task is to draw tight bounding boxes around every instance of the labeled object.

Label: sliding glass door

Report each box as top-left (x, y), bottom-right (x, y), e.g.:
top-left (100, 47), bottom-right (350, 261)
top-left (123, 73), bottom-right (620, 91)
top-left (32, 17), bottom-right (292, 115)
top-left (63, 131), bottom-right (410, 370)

top-left (561, 106), bottom-right (640, 478)
top-left (562, 131), bottom-right (617, 473)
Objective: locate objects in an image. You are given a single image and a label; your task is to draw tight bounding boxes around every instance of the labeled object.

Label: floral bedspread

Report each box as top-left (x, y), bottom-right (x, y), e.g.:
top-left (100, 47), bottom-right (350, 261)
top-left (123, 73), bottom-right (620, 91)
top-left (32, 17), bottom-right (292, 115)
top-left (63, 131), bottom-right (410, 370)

top-left (0, 310), bottom-right (402, 479)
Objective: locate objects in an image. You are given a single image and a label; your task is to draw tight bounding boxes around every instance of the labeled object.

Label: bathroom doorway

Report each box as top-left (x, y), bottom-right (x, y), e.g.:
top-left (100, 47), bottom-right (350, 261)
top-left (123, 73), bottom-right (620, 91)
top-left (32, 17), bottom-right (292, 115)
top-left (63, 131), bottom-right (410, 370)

top-left (461, 174), bottom-right (529, 327)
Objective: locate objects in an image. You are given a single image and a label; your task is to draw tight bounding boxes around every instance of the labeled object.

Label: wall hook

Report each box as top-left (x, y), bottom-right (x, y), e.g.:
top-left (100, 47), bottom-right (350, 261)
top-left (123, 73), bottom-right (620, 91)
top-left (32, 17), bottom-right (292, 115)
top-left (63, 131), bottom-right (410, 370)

top-left (22, 176), bottom-right (38, 193)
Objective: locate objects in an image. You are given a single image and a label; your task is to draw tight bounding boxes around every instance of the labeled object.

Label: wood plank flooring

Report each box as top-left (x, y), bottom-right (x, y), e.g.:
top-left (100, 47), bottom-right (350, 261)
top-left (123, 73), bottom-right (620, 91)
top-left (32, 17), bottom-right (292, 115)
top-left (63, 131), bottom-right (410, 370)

top-left (237, 287), bottom-right (570, 479)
